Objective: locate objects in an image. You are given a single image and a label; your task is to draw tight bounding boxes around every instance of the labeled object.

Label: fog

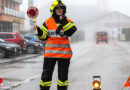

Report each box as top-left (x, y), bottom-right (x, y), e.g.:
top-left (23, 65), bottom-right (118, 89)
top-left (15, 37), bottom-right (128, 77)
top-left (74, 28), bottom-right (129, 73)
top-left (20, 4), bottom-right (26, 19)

top-left (23, 0), bottom-right (130, 42)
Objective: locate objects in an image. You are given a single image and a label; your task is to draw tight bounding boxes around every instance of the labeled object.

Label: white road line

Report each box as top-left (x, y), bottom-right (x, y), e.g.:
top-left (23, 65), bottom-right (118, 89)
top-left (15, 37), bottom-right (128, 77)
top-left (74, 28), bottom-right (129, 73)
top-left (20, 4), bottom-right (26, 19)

top-left (0, 74), bottom-right (41, 90)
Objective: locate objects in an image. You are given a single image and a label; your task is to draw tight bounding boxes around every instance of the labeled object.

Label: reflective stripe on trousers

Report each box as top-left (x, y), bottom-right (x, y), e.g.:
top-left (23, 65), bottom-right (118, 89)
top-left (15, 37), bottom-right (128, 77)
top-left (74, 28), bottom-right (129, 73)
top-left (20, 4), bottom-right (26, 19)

top-left (40, 80), bottom-right (52, 86)
top-left (57, 80), bottom-right (68, 86)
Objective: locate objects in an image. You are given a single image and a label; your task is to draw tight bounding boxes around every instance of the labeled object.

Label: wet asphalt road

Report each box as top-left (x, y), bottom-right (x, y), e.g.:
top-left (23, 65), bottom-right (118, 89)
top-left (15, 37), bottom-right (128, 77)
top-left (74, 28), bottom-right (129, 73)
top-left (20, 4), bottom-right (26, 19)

top-left (0, 41), bottom-right (130, 90)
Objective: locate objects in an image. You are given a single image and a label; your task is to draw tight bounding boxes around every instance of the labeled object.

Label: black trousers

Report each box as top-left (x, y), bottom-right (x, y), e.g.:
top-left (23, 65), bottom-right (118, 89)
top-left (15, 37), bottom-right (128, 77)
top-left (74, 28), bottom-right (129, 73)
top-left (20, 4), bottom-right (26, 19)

top-left (40, 58), bottom-right (70, 90)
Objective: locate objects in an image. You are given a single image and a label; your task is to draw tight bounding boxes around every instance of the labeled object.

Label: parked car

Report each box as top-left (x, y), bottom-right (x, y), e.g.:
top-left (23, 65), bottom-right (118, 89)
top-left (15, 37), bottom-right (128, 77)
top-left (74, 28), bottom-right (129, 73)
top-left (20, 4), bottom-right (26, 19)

top-left (25, 39), bottom-right (44, 54)
top-left (24, 35), bottom-right (45, 46)
top-left (0, 32), bottom-right (27, 51)
top-left (0, 39), bottom-right (21, 58)
top-left (24, 35), bottom-right (39, 42)
top-left (96, 31), bottom-right (108, 43)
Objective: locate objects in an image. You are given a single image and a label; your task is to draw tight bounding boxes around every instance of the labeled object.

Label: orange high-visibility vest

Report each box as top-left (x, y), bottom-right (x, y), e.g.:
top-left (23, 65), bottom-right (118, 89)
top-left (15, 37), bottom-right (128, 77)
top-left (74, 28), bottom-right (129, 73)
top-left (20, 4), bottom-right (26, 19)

top-left (44, 17), bottom-right (72, 59)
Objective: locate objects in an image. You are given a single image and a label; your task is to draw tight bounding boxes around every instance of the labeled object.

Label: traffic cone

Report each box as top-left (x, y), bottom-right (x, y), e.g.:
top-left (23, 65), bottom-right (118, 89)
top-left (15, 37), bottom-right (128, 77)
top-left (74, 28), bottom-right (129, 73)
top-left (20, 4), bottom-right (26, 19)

top-left (94, 41), bottom-right (96, 44)
top-left (107, 42), bottom-right (109, 45)
top-left (99, 41), bottom-right (101, 44)
top-left (113, 42), bottom-right (116, 46)
top-left (123, 76), bottom-right (130, 88)
top-left (0, 77), bottom-right (4, 87)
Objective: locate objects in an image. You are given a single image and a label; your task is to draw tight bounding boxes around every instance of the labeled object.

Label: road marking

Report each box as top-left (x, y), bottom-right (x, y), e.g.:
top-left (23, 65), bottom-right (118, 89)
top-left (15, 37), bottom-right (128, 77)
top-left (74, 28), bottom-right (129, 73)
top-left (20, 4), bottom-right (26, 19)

top-left (0, 74), bottom-right (41, 90)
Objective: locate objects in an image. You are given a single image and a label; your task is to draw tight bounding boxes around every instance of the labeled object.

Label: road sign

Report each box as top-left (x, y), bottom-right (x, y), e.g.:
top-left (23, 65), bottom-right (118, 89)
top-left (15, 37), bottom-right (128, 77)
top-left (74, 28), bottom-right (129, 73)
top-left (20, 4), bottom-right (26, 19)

top-left (30, 19), bottom-right (34, 26)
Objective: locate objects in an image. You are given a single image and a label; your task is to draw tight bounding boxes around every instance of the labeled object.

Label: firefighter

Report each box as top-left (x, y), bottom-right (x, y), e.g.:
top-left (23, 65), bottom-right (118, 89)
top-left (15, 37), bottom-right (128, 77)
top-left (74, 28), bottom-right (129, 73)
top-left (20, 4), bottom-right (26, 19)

top-left (34, 0), bottom-right (77, 90)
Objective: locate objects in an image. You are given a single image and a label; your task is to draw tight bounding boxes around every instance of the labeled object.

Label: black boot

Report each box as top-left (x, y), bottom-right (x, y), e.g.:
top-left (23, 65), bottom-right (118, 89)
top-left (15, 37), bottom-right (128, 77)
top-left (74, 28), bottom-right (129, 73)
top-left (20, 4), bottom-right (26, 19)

top-left (40, 86), bottom-right (50, 90)
top-left (57, 86), bottom-right (67, 90)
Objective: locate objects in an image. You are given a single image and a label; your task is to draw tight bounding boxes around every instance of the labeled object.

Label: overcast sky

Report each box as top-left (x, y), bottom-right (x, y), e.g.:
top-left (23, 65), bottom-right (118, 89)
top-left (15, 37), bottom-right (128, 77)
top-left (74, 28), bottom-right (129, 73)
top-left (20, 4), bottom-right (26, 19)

top-left (20, 0), bottom-right (130, 16)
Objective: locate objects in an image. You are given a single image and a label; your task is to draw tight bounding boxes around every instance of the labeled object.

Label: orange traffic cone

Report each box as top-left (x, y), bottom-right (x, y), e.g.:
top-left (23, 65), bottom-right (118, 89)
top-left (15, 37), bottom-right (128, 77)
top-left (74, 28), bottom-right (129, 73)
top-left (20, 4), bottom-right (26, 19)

top-left (123, 76), bottom-right (130, 87)
top-left (0, 77), bottom-right (4, 87)
top-left (107, 42), bottom-right (109, 45)
top-left (94, 41), bottom-right (97, 44)
top-left (114, 42), bottom-right (116, 46)
top-left (99, 41), bottom-right (101, 44)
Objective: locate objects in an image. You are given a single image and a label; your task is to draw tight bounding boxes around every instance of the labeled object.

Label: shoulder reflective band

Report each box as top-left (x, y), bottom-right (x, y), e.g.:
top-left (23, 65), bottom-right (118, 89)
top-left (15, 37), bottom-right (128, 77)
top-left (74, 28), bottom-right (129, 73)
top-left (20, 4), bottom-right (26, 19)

top-left (45, 50), bottom-right (72, 54)
top-left (40, 26), bottom-right (48, 35)
top-left (63, 22), bottom-right (75, 32)
top-left (57, 80), bottom-right (68, 86)
top-left (46, 44), bottom-right (70, 48)
top-left (38, 33), bottom-right (47, 39)
top-left (40, 80), bottom-right (52, 87)
top-left (57, 23), bottom-right (61, 26)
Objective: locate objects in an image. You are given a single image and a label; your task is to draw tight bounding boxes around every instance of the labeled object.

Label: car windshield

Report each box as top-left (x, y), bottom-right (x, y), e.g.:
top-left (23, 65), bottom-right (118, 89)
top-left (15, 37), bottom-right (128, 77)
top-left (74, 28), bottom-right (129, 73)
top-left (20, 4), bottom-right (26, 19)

top-left (18, 34), bottom-right (25, 39)
top-left (102, 32), bottom-right (107, 36)
top-left (24, 36), bottom-right (32, 40)
top-left (97, 32), bottom-right (102, 36)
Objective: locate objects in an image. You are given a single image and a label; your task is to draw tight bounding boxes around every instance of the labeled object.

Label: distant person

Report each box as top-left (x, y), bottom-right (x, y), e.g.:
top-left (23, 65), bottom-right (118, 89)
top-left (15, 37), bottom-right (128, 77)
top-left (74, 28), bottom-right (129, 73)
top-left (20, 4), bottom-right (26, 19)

top-left (34, 0), bottom-right (77, 90)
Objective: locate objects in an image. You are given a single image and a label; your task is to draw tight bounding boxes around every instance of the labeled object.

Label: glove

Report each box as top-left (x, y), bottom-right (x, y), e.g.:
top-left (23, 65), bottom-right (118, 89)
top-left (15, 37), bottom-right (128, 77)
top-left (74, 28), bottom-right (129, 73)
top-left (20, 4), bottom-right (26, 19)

top-left (59, 15), bottom-right (68, 26)
top-left (55, 15), bottom-right (69, 35)
top-left (56, 25), bottom-right (62, 35)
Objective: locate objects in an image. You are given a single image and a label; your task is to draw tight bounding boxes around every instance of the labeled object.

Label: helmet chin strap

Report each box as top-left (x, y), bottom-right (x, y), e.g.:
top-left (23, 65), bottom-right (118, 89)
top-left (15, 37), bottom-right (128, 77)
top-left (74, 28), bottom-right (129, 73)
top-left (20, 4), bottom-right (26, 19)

top-left (57, 0), bottom-right (62, 3)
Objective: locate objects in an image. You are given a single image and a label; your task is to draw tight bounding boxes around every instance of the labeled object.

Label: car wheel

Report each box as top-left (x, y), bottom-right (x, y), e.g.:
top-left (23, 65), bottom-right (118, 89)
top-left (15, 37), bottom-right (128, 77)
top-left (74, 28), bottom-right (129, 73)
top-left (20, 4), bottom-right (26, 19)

top-left (0, 48), bottom-right (6, 58)
top-left (27, 46), bottom-right (35, 54)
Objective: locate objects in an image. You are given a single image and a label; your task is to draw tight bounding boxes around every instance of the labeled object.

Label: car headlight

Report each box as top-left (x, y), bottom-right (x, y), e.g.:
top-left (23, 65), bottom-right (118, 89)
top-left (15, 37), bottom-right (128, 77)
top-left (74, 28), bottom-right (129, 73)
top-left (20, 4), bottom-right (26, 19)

top-left (6, 47), bottom-right (12, 49)
top-left (34, 43), bottom-right (39, 46)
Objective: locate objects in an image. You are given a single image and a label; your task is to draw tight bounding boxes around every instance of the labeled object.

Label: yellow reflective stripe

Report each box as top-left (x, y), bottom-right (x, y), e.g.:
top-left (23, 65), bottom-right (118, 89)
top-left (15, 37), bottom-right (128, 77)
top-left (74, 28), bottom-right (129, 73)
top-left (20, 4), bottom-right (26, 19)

top-left (63, 23), bottom-right (70, 29)
top-left (63, 23), bottom-right (75, 32)
top-left (38, 33), bottom-right (47, 39)
top-left (50, 1), bottom-right (58, 15)
top-left (40, 83), bottom-right (51, 86)
top-left (64, 24), bottom-right (75, 32)
top-left (40, 80), bottom-right (51, 86)
top-left (41, 26), bottom-right (48, 32)
top-left (57, 23), bottom-right (61, 26)
top-left (57, 80), bottom-right (68, 86)
top-left (50, 1), bottom-right (65, 15)
top-left (40, 26), bottom-right (48, 35)
top-left (58, 80), bottom-right (64, 84)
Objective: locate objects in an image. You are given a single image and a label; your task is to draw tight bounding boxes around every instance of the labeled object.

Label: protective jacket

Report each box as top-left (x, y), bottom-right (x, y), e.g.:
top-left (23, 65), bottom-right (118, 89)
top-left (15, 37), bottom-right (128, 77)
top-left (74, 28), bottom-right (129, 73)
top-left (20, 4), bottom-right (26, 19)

top-left (37, 0), bottom-right (77, 59)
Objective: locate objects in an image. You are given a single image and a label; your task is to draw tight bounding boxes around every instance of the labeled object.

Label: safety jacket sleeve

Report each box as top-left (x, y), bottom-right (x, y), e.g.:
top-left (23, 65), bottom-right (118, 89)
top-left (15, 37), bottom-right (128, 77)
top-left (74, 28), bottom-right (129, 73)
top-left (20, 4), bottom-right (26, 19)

top-left (37, 22), bottom-right (48, 41)
top-left (60, 17), bottom-right (77, 37)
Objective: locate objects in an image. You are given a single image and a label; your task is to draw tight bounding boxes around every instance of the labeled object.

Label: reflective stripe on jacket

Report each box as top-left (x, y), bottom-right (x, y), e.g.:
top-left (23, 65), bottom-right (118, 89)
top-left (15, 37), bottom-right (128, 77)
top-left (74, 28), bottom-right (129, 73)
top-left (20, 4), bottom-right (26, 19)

top-left (44, 17), bottom-right (72, 59)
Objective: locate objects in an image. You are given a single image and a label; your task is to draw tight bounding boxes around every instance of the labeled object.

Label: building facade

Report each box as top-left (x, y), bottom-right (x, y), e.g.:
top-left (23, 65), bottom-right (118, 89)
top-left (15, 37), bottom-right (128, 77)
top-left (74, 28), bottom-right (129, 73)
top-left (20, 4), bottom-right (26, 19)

top-left (28, 0), bottom-right (34, 7)
top-left (83, 12), bottom-right (130, 41)
top-left (0, 0), bottom-right (25, 33)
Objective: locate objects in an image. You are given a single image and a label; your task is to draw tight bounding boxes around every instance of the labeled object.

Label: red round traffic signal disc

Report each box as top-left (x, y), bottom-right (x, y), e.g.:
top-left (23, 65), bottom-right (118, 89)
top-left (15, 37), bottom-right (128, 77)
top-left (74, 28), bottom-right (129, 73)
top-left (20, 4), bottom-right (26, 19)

top-left (27, 7), bottom-right (39, 18)
top-left (0, 78), bottom-right (3, 84)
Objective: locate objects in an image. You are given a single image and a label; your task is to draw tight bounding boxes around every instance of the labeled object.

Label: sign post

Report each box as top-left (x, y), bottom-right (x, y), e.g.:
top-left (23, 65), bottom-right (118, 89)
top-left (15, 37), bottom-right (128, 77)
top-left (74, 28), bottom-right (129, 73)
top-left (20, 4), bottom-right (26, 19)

top-left (27, 7), bottom-right (39, 33)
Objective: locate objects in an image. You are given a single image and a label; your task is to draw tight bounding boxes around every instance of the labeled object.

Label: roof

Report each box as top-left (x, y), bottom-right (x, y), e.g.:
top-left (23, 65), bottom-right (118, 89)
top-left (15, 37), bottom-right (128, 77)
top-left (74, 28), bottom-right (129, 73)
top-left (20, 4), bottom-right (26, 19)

top-left (87, 11), bottom-right (130, 23)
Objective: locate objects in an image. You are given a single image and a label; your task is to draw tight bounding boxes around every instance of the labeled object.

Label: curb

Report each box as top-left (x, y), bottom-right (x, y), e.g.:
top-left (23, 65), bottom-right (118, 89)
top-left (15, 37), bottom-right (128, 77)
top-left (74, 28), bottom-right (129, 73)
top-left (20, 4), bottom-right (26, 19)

top-left (0, 53), bottom-right (43, 64)
top-left (0, 74), bottom-right (41, 90)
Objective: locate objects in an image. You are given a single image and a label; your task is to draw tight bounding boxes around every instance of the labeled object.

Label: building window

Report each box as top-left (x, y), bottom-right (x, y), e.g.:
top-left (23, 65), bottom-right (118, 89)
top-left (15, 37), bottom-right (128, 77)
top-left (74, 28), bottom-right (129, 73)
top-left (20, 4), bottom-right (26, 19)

top-left (5, 0), bottom-right (8, 8)
top-left (9, 0), bottom-right (12, 8)
top-left (13, 1), bottom-right (15, 9)
top-left (1, 0), bottom-right (4, 9)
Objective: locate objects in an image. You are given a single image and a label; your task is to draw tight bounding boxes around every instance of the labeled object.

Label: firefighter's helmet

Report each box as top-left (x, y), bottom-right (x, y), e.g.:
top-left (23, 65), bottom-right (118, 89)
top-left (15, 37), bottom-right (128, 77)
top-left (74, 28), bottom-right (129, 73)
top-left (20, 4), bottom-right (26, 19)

top-left (50, 0), bottom-right (66, 15)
